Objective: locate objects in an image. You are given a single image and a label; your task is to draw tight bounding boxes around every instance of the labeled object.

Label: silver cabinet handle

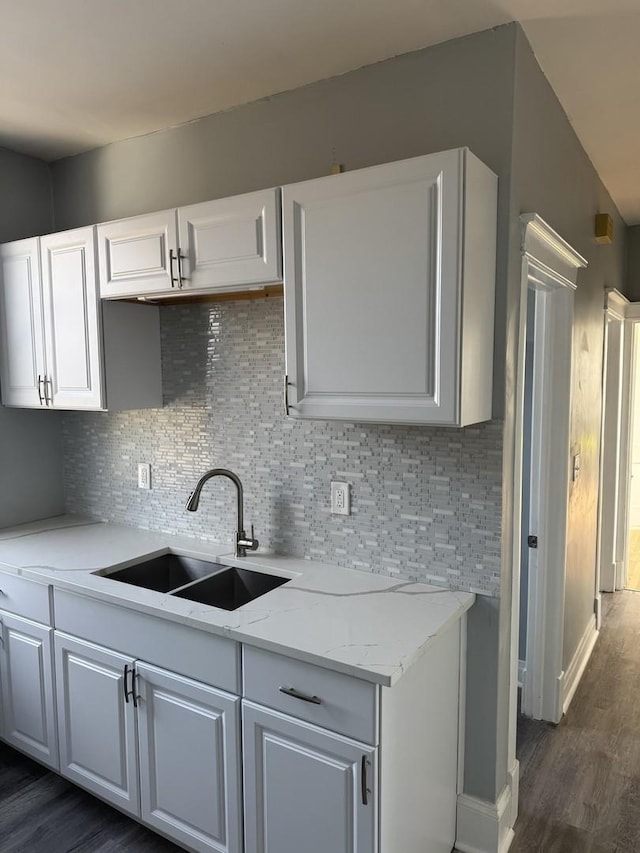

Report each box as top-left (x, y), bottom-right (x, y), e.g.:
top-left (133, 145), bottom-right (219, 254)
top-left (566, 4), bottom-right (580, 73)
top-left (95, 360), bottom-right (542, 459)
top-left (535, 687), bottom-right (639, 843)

top-left (176, 249), bottom-right (187, 287)
top-left (283, 374), bottom-right (290, 416)
top-left (44, 376), bottom-right (53, 406)
top-left (123, 664), bottom-right (137, 707)
top-left (37, 375), bottom-right (45, 405)
top-left (169, 248), bottom-right (179, 288)
top-left (279, 685), bottom-right (321, 705)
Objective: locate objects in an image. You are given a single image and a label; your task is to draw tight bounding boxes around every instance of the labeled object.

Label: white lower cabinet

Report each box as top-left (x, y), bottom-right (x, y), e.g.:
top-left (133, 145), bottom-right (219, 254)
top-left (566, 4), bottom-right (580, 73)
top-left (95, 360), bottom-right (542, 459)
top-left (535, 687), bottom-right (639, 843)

top-left (53, 630), bottom-right (241, 853)
top-left (55, 632), bottom-right (139, 814)
top-left (0, 611), bottom-right (58, 770)
top-left (242, 701), bottom-right (376, 853)
top-left (137, 662), bottom-right (242, 853)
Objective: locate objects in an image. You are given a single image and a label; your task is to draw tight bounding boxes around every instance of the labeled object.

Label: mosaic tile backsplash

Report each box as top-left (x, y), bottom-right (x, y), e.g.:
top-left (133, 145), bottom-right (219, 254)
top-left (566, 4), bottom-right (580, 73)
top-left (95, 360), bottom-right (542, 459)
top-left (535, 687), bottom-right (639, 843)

top-left (62, 298), bottom-right (503, 596)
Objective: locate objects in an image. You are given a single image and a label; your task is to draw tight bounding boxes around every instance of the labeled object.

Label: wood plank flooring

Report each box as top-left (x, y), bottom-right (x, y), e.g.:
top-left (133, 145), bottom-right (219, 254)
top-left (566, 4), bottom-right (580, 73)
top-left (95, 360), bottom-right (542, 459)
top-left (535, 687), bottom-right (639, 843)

top-left (511, 590), bottom-right (640, 852)
top-left (0, 743), bottom-right (181, 852)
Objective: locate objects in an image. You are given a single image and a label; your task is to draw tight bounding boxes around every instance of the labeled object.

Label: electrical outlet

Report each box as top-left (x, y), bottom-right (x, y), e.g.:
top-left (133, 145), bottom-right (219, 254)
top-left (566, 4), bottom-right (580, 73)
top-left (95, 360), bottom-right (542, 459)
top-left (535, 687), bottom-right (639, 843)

top-left (138, 463), bottom-right (151, 490)
top-left (331, 481), bottom-right (350, 516)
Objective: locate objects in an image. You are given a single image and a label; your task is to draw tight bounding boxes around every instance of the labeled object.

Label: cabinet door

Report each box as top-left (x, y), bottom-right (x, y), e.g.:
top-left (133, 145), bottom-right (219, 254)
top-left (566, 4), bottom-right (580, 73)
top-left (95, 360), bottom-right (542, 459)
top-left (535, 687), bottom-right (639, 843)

top-left (137, 662), bottom-right (242, 853)
top-left (0, 238), bottom-right (46, 407)
top-left (55, 632), bottom-right (139, 816)
top-left (0, 612), bottom-right (58, 769)
top-left (97, 210), bottom-right (178, 298)
top-left (283, 150), bottom-right (464, 425)
top-left (243, 701), bottom-right (376, 853)
top-left (178, 189), bottom-right (281, 292)
top-left (41, 227), bottom-right (104, 410)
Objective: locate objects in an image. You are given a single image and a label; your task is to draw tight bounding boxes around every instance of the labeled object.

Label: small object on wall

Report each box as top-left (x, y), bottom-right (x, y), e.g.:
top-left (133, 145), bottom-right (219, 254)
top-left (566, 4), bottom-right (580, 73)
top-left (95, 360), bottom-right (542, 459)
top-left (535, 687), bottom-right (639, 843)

top-left (572, 453), bottom-right (581, 483)
top-left (595, 213), bottom-right (614, 245)
top-left (138, 463), bottom-right (151, 490)
top-left (330, 481), bottom-right (351, 515)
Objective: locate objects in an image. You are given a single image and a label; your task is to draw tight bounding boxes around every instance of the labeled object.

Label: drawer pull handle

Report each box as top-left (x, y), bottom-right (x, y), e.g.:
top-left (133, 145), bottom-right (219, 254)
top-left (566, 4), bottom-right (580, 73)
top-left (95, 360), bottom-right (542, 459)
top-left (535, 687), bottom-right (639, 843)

top-left (279, 685), bottom-right (322, 705)
top-left (123, 664), bottom-right (137, 707)
top-left (361, 755), bottom-right (371, 806)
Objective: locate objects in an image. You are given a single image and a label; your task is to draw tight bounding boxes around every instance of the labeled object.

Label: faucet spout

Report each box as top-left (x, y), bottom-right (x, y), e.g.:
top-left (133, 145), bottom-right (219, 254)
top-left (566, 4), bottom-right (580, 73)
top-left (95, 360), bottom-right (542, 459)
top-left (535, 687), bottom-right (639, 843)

top-left (185, 468), bottom-right (259, 558)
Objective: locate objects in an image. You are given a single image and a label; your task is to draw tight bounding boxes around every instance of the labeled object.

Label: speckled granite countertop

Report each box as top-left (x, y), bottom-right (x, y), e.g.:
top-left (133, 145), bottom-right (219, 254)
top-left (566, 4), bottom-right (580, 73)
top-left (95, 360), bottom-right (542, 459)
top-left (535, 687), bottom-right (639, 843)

top-left (0, 515), bottom-right (473, 687)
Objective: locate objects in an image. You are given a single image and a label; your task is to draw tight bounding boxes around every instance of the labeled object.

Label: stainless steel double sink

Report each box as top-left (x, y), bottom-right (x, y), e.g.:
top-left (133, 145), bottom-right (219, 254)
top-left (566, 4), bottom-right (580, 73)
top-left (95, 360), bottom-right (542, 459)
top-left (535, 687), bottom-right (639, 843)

top-left (96, 554), bottom-right (288, 611)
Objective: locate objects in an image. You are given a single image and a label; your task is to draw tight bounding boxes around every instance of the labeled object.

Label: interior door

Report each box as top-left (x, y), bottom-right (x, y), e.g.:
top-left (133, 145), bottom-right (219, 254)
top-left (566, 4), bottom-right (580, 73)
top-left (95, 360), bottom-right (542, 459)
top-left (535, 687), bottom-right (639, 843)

top-left (40, 227), bottom-right (104, 409)
top-left (0, 237), bottom-right (46, 407)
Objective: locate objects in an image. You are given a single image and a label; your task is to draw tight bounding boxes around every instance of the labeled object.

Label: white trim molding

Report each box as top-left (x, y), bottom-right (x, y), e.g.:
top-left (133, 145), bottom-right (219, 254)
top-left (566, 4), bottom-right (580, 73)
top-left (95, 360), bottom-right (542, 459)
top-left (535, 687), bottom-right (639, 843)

top-left (559, 615), bottom-right (599, 716)
top-left (520, 213), bottom-right (587, 290)
top-left (517, 659), bottom-right (526, 689)
top-left (456, 762), bottom-right (519, 853)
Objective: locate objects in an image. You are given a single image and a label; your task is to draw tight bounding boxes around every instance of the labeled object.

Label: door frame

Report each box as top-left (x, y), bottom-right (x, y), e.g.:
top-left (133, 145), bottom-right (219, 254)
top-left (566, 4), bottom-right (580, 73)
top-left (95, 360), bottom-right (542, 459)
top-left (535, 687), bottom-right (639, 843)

top-left (596, 290), bottom-right (629, 599)
top-left (509, 215), bottom-right (587, 733)
top-left (618, 305), bottom-right (640, 589)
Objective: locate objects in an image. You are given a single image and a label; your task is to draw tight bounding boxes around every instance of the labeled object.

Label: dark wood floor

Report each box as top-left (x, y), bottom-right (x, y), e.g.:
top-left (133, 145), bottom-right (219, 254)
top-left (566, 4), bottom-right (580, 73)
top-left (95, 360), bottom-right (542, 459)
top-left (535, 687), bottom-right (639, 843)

top-left (0, 744), bottom-right (181, 852)
top-left (512, 590), bottom-right (640, 852)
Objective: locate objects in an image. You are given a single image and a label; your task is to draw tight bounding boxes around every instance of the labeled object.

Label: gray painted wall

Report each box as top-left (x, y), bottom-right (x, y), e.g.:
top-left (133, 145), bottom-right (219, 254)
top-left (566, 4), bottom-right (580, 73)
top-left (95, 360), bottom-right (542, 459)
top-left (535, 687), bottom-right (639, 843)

top-left (626, 225), bottom-right (640, 300)
top-left (49, 24), bottom-right (518, 803)
top-left (511, 28), bottom-right (627, 677)
top-left (0, 147), bottom-right (65, 529)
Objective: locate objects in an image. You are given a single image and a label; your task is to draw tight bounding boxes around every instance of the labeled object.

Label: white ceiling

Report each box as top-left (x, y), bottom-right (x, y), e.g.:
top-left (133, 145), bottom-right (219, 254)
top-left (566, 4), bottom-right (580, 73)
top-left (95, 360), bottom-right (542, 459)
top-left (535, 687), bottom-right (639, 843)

top-left (2, 0), bottom-right (640, 221)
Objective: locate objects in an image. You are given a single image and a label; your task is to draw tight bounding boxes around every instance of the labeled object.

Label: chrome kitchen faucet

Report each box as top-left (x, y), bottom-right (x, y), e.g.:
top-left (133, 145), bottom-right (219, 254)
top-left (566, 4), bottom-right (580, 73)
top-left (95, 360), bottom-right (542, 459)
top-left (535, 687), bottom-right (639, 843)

top-left (185, 468), bottom-right (259, 558)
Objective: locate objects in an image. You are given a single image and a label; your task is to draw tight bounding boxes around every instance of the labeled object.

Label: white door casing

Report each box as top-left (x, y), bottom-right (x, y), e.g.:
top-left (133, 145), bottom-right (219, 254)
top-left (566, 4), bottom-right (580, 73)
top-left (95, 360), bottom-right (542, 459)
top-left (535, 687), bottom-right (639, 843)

top-left (597, 290), bottom-right (628, 595)
top-left (509, 214), bottom-right (587, 746)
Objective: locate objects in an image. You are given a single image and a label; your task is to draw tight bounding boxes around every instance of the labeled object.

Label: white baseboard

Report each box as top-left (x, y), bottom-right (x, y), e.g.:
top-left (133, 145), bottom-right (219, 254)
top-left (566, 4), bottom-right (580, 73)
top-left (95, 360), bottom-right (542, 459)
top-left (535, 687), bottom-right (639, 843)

top-left (559, 614), bottom-right (598, 716)
top-left (456, 762), bottom-right (519, 853)
top-left (517, 660), bottom-right (526, 689)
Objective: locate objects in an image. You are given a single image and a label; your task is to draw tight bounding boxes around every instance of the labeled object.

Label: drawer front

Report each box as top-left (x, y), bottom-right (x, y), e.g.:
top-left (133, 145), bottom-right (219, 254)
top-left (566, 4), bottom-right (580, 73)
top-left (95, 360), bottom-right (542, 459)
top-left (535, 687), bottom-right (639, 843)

top-left (0, 571), bottom-right (51, 624)
top-left (54, 590), bottom-right (239, 694)
top-left (242, 646), bottom-right (378, 744)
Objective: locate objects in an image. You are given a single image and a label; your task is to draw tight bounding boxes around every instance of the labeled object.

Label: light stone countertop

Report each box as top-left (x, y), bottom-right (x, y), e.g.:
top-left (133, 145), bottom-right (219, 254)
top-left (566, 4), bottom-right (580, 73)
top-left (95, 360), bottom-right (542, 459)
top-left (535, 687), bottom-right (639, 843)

top-left (0, 514), bottom-right (474, 687)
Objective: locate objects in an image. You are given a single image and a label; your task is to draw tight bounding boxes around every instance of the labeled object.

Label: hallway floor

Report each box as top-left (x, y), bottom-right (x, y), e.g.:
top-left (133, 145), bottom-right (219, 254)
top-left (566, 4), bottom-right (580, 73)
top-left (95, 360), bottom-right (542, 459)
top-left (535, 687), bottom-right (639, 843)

top-left (511, 590), bottom-right (640, 852)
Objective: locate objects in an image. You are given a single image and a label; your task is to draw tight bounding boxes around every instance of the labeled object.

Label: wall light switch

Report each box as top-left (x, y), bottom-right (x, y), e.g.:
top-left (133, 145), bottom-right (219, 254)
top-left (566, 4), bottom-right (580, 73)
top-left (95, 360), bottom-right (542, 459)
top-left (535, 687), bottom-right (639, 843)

top-left (331, 481), bottom-right (350, 515)
top-left (138, 463), bottom-right (151, 490)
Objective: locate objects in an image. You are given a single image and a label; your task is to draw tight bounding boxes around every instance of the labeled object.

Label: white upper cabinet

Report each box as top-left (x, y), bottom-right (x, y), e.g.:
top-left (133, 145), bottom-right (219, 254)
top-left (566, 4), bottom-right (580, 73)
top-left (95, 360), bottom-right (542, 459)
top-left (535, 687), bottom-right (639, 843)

top-left (282, 148), bottom-right (498, 426)
top-left (97, 210), bottom-right (178, 298)
top-left (0, 228), bottom-right (162, 411)
top-left (0, 238), bottom-right (46, 407)
top-left (98, 189), bottom-right (281, 299)
top-left (41, 227), bottom-right (103, 410)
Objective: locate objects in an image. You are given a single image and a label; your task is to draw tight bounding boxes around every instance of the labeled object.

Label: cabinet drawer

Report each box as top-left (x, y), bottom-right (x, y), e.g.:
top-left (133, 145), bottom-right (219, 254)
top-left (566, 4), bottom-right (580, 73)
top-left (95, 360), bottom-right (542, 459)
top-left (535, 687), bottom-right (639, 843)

top-left (242, 646), bottom-right (378, 744)
top-left (54, 590), bottom-right (239, 694)
top-left (0, 572), bottom-right (51, 623)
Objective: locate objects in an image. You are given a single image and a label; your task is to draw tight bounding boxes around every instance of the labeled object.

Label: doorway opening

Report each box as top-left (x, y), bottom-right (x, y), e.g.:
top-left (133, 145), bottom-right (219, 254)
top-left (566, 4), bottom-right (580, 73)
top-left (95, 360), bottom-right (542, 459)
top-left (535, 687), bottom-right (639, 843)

top-left (626, 329), bottom-right (640, 591)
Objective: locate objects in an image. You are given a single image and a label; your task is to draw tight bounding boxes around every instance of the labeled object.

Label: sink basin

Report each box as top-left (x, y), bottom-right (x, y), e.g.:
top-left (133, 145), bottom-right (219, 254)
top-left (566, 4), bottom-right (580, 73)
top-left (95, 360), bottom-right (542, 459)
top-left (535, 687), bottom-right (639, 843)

top-left (172, 566), bottom-right (289, 610)
top-left (101, 554), bottom-right (227, 593)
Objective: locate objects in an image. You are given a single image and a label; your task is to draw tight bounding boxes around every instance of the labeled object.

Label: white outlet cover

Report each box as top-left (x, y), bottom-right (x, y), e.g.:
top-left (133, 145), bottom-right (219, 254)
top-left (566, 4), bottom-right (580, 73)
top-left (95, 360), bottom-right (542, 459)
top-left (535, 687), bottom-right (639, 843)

top-left (138, 462), bottom-right (151, 490)
top-left (331, 481), bottom-right (350, 515)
